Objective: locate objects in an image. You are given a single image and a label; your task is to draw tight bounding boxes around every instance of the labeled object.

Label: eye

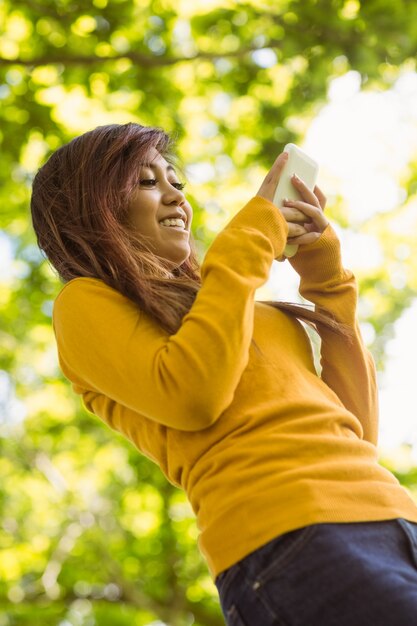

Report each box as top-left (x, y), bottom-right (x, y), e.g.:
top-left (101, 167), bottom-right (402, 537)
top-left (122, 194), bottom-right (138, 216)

top-left (172, 182), bottom-right (186, 191)
top-left (139, 178), bottom-right (157, 187)
top-left (138, 179), bottom-right (186, 191)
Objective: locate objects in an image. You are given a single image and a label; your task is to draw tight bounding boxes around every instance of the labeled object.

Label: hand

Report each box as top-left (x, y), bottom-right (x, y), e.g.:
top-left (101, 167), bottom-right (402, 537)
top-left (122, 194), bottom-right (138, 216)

top-left (282, 174), bottom-right (329, 245)
top-left (256, 153), bottom-right (311, 240)
top-left (256, 151), bottom-right (289, 203)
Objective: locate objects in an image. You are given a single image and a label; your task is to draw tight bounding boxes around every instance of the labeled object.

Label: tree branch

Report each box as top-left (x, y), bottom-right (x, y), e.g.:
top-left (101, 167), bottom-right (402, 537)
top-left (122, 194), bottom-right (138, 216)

top-left (0, 40), bottom-right (283, 69)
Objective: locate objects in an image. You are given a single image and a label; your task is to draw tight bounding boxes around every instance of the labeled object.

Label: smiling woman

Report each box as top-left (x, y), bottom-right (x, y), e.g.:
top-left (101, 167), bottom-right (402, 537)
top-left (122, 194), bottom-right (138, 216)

top-left (126, 151), bottom-right (193, 268)
top-left (30, 122), bottom-right (417, 626)
top-left (30, 123), bottom-right (202, 335)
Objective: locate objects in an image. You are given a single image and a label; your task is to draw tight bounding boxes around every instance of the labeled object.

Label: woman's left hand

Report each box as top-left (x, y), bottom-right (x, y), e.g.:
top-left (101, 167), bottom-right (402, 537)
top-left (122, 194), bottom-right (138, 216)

top-left (282, 174), bottom-right (329, 246)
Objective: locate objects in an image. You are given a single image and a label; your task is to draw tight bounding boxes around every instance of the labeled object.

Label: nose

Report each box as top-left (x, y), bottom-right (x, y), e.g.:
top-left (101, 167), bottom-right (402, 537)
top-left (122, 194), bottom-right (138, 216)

top-left (162, 181), bottom-right (186, 205)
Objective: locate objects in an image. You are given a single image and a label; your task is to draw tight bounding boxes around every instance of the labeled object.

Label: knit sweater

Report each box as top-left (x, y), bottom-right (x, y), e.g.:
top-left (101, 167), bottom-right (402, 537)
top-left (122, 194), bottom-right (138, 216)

top-left (53, 196), bottom-right (417, 579)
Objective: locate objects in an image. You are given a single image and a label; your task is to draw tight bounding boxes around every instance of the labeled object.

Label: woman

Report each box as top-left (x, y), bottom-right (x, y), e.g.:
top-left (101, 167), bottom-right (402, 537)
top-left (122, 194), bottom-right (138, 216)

top-left (31, 122), bottom-right (417, 625)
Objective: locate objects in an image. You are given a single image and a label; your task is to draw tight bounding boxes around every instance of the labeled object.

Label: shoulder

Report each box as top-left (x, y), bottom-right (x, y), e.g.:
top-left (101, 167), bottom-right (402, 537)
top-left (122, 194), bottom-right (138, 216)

top-left (55, 276), bottom-right (118, 301)
top-left (53, 277), bottom-right (141, 332)
top-left (54, 277), bottom-right (133, 309)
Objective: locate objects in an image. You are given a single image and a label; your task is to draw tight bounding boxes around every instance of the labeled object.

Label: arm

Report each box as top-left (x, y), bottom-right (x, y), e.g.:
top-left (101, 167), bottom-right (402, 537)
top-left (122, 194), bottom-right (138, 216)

top-left (278, 177), bottom-right (378, 445)
top-left (288, 216), bottom-right (378, 446)
top-left (53, 196), bottom-right (289, 432)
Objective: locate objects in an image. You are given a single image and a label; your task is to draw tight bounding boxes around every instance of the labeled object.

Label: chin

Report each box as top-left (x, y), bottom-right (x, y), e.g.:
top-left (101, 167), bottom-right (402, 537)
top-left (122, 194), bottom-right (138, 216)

top-left (164, 254), bottom-right (190, 270)
top-left (167, 247), bottom-right (191, 267)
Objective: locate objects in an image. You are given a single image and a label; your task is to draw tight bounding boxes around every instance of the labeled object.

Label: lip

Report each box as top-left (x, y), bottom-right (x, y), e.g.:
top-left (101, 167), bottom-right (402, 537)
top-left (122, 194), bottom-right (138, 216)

top-left (159, 223), bottom-right (188, 233)
top-left (159, 213), bottom-right (187, 225)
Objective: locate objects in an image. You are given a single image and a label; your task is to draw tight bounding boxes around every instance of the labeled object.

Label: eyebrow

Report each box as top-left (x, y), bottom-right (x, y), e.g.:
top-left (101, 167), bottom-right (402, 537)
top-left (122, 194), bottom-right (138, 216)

top-left (139, 162), bottom-right (176, 173)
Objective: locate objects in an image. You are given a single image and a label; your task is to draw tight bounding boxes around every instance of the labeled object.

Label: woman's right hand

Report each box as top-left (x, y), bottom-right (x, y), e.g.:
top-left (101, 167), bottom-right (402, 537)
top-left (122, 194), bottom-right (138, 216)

top-left (256, 152), bottom-right (308, 240)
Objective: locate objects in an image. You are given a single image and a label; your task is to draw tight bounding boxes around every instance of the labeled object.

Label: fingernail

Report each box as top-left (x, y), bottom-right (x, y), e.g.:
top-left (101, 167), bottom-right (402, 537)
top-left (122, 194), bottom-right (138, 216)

top-left (292, 173), bottom-right (300, 180)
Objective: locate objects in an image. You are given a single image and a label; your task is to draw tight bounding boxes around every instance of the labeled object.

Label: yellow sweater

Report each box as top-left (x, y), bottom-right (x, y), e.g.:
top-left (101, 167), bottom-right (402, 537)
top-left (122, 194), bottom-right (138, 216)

top-left (53, 196), bottom-right (417, 579)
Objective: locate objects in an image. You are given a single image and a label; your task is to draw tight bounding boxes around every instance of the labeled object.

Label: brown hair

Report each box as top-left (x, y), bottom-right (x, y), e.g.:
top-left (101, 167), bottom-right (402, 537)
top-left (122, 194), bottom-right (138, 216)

top-left (30, 122), bottom-right (350, 339)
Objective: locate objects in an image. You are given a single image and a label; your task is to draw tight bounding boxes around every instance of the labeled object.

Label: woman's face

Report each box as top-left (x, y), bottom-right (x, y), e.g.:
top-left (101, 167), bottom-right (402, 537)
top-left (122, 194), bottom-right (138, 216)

top-left (126, 150), bottom-right (193, 268)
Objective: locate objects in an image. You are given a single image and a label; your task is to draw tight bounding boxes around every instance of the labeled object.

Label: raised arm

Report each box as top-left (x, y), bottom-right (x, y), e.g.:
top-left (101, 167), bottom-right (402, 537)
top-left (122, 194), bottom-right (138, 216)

top-left (284, 178), bottom-right (378, 445)
top-left (53, 195), bottom-right (289, 432)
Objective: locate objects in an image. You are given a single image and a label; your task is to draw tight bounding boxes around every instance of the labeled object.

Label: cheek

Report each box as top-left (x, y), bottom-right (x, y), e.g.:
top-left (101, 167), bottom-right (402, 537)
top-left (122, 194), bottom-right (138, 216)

top-left (127, 198), bottom-right (158, 231)
top-left (185, 202), bottom-right (193, 225)
top-left (127, 212), bottom-right (157, 238)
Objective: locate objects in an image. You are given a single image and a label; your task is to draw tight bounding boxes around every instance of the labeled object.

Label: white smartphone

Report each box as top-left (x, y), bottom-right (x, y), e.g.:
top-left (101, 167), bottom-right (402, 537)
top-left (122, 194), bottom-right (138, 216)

top-left (273, 143), bottom-right (319, 259)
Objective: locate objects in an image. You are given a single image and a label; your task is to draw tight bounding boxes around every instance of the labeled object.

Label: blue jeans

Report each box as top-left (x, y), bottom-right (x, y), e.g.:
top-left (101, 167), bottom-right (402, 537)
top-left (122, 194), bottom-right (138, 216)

top-left (214, 519), bottom-right (417, 626)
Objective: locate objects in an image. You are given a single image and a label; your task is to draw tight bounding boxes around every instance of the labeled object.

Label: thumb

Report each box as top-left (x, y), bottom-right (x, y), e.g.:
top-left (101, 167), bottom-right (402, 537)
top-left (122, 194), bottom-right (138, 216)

top-left (256, 152), bottom-right (288, 202)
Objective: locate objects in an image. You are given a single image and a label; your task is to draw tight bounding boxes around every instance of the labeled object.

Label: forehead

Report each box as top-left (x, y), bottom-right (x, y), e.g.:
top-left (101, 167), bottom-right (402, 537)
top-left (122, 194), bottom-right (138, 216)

top-left (142, 148), bottom-right (174, 172)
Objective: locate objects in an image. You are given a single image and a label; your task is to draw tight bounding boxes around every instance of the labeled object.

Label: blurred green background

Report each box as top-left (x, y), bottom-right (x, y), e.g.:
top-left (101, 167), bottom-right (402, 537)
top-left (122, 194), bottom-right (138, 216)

top-left (1, 0), bottom-right (417, 624)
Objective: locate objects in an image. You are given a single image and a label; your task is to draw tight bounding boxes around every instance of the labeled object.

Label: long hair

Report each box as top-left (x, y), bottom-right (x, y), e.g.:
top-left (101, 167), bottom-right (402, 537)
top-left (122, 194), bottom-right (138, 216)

top-left (30, 122), bottom-right (350, 339)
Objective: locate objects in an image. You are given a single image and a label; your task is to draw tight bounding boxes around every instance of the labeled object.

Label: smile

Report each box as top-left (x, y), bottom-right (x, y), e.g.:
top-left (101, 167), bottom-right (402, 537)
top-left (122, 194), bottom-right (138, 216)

top-left (160, 224), bottom-right (188, 232)
top-left (159, 217), bottom-right (187, 231)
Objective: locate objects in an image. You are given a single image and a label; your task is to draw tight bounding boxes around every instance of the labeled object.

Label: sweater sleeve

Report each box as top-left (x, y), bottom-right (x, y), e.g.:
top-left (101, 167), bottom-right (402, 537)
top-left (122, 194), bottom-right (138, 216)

top-left (289, 224), bottom-right (379, 446)
top-left (53, 196), bottom-right (288, 432)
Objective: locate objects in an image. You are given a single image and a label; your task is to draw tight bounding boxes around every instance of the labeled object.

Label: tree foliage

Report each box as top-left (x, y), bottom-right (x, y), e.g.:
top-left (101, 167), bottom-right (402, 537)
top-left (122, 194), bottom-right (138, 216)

top-left (1, 0), bottom-right (417, 624)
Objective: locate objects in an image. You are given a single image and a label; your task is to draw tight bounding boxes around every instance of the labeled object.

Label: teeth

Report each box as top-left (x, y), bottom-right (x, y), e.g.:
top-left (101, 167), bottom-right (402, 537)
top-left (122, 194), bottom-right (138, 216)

top-left (159, 218), bottom-right (186, 228)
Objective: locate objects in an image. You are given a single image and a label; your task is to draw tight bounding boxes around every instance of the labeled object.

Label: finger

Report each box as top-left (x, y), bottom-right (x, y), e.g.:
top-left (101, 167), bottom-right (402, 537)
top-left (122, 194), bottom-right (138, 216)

top-left (263, 152), bottom-right (289, 186)
top-left (280, 205), bottom-right (312, 224)
top-left (256, 152), bottom-right (288, 201)
top-left (273, 150), bottom-right (289, 172)
top-left (314, 185), bottom-right (327, 210)
top-left (265, 152), bottom-right (288, 181)
top-left (286, 222), bottom-right (308, 238)
top-left (290, 174), bottom-right (321, 207)
top-left (287, 231), bottom-right (322, 245)
top-left (283, 199), bottom-right (328, 231)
